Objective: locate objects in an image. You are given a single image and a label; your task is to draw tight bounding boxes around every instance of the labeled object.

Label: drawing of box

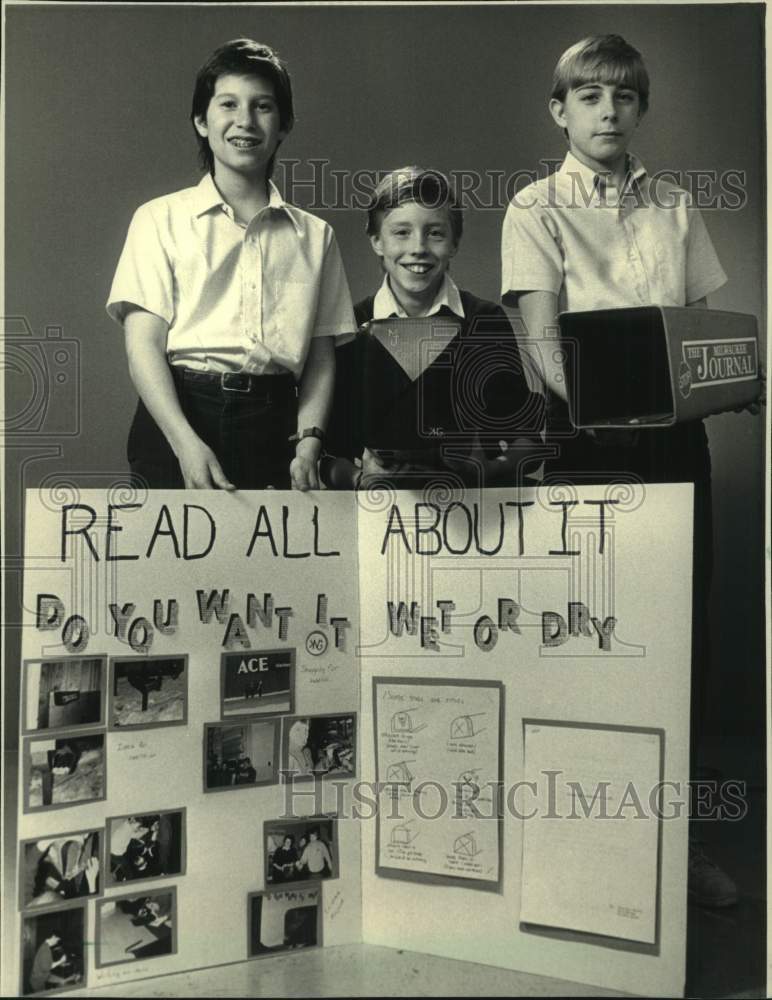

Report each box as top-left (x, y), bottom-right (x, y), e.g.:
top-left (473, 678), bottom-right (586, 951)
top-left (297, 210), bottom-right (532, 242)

top-left (391, 824), bottom-right (417, 846)
top-left (453, 832), bottom-right (479, 857)
top-left (450, 715), bottom-right (475, 739)
top-left (392, 712), bottom-right (412, 733)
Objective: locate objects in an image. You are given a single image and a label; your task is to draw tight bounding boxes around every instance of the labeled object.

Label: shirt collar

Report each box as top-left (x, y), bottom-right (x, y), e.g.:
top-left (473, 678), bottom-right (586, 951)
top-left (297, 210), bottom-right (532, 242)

top-left (558, 150), bottom-right (647, 196)
top-left (191, 173), bottom-right (303, 234)
top-left (372, 273), bottom-right (465, 319)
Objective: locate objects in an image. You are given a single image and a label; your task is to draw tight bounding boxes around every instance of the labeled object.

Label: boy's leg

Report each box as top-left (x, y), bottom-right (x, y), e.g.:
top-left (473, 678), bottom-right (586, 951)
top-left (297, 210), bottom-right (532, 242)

top-left (220, 378), bottom-right (296, 489)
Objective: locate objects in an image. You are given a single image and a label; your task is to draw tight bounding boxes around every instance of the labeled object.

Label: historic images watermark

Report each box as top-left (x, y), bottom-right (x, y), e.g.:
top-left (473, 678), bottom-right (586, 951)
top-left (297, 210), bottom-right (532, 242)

top-left (280, 773), bottom-right (748, 823)
top-left (277, 159), bottom-right (749, 213)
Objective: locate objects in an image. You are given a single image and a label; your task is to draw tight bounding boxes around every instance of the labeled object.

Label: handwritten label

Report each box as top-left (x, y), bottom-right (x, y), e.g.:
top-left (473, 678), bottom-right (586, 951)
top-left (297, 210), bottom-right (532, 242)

top-left (114, 739), bottom-right (157, 762)
top-left (325, 889), bottom-right (344, 920)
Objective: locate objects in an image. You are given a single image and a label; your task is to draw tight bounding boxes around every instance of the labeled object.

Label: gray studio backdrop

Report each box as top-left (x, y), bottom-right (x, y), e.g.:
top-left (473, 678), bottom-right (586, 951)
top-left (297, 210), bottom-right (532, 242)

top-left (4, 4), bottom-right (766, 777)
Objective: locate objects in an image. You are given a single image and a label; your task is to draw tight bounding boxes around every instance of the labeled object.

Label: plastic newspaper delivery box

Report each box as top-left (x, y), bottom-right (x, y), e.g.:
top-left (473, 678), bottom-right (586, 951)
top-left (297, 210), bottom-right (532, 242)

top-left (560, 306), bottom-right (761, 429)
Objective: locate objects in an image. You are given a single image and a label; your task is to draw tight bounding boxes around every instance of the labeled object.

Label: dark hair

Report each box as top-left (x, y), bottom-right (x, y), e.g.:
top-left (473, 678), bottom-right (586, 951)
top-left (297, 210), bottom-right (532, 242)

top-left (191, 38), bottom-right (295, 175)
top-left (551, 35), bottom-right (649, 114)
top-left (366, 166), bottom-right (464, 244)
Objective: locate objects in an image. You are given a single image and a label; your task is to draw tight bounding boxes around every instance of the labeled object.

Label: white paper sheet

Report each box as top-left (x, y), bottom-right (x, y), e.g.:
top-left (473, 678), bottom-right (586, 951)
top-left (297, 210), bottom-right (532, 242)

top-left (520, 722), bottom-right (662, 945)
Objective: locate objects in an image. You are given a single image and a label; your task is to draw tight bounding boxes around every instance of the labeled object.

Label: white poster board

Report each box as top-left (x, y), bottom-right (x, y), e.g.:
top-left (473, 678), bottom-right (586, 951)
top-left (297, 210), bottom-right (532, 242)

top-left (13, 490), bottom-right (362, 995)
top-left (358, 483), bottom-right (693, 997)
top-left (10, 485), bottom-right (691, 997)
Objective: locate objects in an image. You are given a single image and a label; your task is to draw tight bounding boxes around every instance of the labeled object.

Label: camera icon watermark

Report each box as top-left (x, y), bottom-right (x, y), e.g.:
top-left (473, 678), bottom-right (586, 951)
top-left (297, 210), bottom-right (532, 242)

top-left (2, 316), bottom-right (81, 437)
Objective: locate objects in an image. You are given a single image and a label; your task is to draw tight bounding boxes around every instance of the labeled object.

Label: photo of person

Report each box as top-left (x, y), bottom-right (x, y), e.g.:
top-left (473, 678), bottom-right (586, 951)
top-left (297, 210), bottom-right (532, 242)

top-left (248, 886), bottom-right (321, 958)
top-left (96, 890), bottom-right (176, 968)
top-left (220, 649), bottom-right (294, 718)
top-left (204, 721), bottom-right (279, 791)
top-left (21, 906), bottom-right (85, 996)
top-left (23, 657), bottom-right (105, 734)
top-left (107, 810), bottom-right (185, 885)
top-left (19, 831), bottom-right (101, 911)
top-left (282, 714), bottom-right (356, 780)
top-left (264, 818), bottom-right (337, 884)
top-left (110, 656), bottom-right (187, 729)
top-left (24, 734), bottom-right (106, 812)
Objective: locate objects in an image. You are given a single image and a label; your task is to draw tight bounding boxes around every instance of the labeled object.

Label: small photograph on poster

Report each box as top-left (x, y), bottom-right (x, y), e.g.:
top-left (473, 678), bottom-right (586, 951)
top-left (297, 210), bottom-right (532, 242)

top-left (19, 830), bottom-right (102, 911)
top-left (204, 720), bottom-right (279, 791)
top-left (24, 734), bottom-right (106, 813)
top-left (20, 904), bottom-right (86, 996)
top-left (22, 656), bottom-right (105, 735)
top-left (264, 817), bottom-right (338, 885)
top-left (106, 809), bottom-right (186, 886)
top-left (109, 655), bottom-right (188, 730)
top-left (247, 885), bottom-right (322, 958)
top-left (220, 648), bottom-right (295, 718)
top-left (281, 713), bottom-right (356, 781)
top-left (96, 888), bottom-right (177, 968)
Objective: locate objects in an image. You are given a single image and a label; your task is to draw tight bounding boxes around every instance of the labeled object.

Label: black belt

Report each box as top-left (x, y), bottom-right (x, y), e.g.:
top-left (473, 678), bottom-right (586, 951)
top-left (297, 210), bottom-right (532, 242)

top-left (173, 367), bottom-right (296, 395)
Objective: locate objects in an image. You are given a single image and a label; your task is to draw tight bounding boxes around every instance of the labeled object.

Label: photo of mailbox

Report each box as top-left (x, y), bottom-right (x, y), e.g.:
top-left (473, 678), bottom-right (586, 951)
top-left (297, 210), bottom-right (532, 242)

top-left (22, 658), bottom-right (105, 735)
top-left (109, 656), bottom-right (188, 731)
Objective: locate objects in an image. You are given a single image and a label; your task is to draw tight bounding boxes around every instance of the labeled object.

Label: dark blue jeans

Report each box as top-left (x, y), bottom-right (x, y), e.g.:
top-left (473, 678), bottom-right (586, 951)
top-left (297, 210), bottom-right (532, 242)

top-left (128, 367), bottom-right (297, 490)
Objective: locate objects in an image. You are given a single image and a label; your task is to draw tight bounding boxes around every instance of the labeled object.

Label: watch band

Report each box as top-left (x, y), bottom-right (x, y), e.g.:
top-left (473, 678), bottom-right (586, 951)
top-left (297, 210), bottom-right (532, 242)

top-left (289, 426), bottom-right (325, 445)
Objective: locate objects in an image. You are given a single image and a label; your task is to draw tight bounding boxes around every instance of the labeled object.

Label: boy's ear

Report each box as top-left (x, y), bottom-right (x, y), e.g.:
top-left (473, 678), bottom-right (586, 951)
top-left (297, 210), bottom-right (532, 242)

top-left (194, 115), bottom-right (209, 139)
top-left (369, 233), bottom-right (384, 257)
top-left (549, 98), bottom-right (567, 130)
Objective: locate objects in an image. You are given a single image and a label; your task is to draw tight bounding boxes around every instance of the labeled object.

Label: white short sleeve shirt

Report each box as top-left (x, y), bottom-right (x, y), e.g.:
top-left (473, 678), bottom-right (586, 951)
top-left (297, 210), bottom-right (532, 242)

top-left (501, 152), bottom-right (727, 312)
top-left (107, 174), bottom-right (356, 378)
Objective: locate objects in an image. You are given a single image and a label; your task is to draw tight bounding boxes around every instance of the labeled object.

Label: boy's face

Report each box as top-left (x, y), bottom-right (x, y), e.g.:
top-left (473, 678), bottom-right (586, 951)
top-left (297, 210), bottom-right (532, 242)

top-left (195, 73), bottom-right (286, 182)
top-left (371, 202), bottom-right (457, 314)
top-left (549, 81), bottom-right (641, 175)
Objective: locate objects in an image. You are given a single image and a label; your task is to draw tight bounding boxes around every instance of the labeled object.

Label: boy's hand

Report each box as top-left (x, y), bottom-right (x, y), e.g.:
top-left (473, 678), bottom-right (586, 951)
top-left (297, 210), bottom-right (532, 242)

top-left (290, 438), bottom-right (322, 491)
top-left (176, 435), bottom-right (235, 490)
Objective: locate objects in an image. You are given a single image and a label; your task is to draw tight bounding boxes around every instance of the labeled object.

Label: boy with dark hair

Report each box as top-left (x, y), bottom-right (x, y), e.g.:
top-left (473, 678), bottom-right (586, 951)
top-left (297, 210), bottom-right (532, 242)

top-left (502, 33), bottom-right (743, 908)
top-left (108, 39), bottom-right (355, 491)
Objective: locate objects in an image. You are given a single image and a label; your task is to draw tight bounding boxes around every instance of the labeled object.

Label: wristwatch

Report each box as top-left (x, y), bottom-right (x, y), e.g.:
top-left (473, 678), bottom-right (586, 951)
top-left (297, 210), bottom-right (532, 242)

top-left (289, 426), bottom-right (325, 446)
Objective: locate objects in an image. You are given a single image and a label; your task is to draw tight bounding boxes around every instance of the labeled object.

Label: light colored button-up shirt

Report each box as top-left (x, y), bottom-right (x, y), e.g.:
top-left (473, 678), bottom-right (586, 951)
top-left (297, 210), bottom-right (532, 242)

top-left (372, 273), bottom-right (466, 319)
top-left (501, 152), bottom-right (727, 311)
top-left (107, 174), bottom-right (356, 377)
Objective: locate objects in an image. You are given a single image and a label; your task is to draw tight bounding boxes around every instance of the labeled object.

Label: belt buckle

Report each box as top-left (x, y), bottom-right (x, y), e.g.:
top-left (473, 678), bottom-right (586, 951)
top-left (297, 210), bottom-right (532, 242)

top-left (221, 371), bottom-right (251, 393)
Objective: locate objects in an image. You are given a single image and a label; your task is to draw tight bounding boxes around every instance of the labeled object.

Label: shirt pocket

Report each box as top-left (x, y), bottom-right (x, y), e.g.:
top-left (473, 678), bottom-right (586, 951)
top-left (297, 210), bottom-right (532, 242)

top-left (652, 237), bottom-right (688, 306)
